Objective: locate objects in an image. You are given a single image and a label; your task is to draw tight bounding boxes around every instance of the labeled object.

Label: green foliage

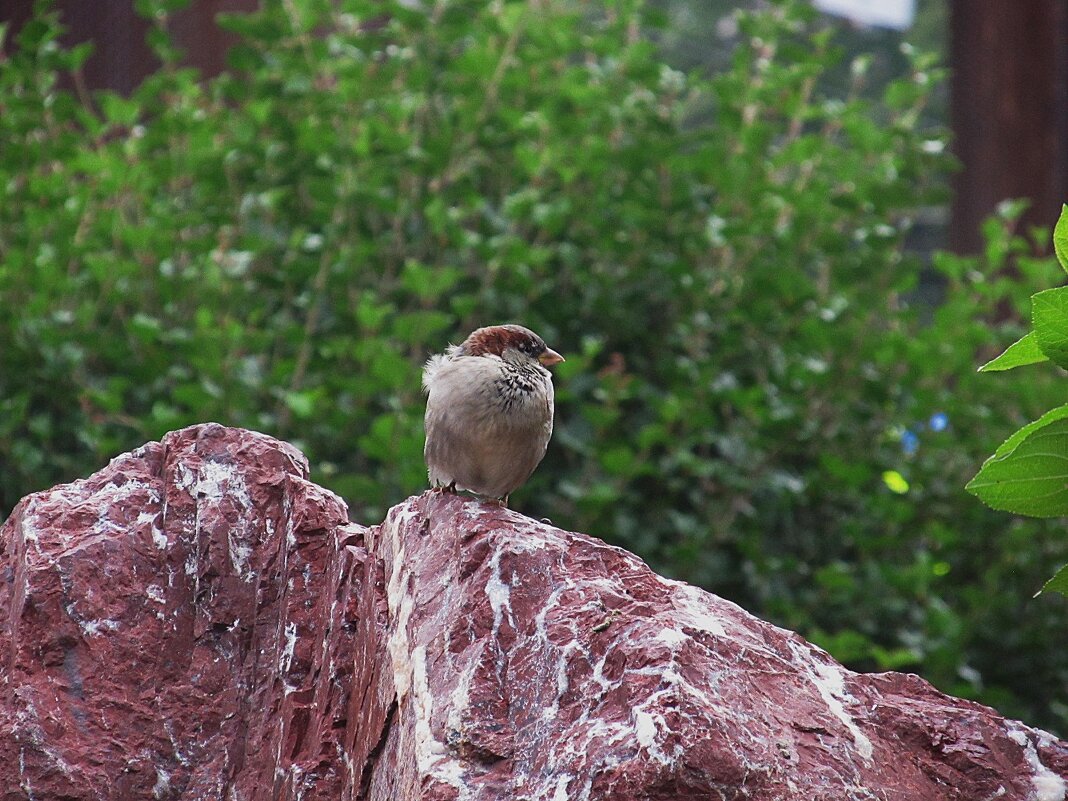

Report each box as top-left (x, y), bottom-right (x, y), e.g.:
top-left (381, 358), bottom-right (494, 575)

top-left (2, 0), bottom-right (1066, 734)
top-left (1032, 286), bottom-right (1068, 368)
top-left (978, 331), bottom-right (1046, 371)
top-left (968, 205), bottom-right (1068, 595)
top-left (968, 409), bottom-right (1068, 517)
top-left (1043, 566), bottom-right (1068, 596)
top-left (1054, 204), bottom-right (1068, 271)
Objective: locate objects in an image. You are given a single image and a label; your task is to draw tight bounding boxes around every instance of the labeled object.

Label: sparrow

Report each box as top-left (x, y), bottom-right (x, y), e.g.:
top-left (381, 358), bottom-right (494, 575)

top-left (422, 324), bottom-right (564, 506)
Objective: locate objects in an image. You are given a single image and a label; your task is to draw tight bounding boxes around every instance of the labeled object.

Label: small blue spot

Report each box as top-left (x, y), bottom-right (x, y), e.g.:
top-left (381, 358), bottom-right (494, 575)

top-left (901, 429), bottom-right (919, 455)
top-left (929, 412), bottom-right (948, 432)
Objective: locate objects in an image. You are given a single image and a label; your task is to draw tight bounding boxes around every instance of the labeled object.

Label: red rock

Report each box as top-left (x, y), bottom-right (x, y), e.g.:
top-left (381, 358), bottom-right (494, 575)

top-left (0, 424), bottom-right (364, 800)
top-left (2, 424), bottom-right (1066, 800)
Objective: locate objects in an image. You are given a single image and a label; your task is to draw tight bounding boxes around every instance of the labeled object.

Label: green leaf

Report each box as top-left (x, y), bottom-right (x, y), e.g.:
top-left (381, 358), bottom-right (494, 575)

top-left (100, 92), bottom-right (140, 127)
top-left (808, 628), bottom-right (870, 663)
top-left (967, 410), bottom-right (1068, 517)
top-left (1054, 204), bottom-right (1068, 274)
top-left (401, 260), bottom-right (462, 301)
top-left (978, 331), bottom-right (1048, 372)
top-left (1031, 286), bottom-right (1068, 369)
top-left (988, 403), bottom-right (1068, 461)
top-left (282, 390), bottom-right (316, 419)
top-left (129, 312), bottom-right (163, 344)
top-left (1036, 564), bottom-right (1068, 597)
top-left (870, 645), bottom-right (921, 671)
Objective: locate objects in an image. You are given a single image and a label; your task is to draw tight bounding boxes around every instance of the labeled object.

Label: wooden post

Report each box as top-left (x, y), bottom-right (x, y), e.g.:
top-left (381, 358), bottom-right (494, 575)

top-left (0, 0), bottom-right (257, 93)
top-left (949, 0), bottom-right (1068, 253)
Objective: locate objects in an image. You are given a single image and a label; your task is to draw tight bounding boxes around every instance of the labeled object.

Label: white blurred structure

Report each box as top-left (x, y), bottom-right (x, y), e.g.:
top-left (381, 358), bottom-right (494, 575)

top-left (813, 0), bottom-right (915, 30)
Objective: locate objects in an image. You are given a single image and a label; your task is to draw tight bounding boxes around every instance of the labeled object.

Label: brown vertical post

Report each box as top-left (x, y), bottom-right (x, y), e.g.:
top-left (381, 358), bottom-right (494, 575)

top-left (0, 0), bottom-right (258, 93)
top-left (56, 2), bottom-right (157, 95)
top-left (169, 0), bottom-right (260, 80)
top-left (949, 0), bottom-right (1068, 253)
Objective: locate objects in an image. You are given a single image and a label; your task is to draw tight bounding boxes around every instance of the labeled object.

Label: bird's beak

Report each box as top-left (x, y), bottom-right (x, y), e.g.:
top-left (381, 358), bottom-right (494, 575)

top-left (539, 348), bottom-right (565, 366)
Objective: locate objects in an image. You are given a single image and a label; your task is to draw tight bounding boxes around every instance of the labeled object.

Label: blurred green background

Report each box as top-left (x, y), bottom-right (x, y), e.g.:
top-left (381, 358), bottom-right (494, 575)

top-left (1, 0), bottom-right (1065, 734)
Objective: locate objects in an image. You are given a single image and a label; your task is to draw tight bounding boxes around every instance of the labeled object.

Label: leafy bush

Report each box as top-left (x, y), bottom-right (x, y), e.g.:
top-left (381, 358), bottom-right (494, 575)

top-left (1, 0), bottom-right (1065, 732)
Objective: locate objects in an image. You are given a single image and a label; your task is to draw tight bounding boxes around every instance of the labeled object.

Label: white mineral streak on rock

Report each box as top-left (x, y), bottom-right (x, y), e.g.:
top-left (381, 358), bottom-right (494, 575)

top-left (141, 509), bottom-right (167, 550)
top-left (550, 774), bottom-right (573, 801)
top-left (164, 720), bottom-right (191, 767)
top-left (40, 741), bottom-right (77, 779)
top-left (412, 645), bottom-right (463, 789)
top-left (228, 536), bottom-right (254, 582)
top-left (547, 640), bottom-right (581, 725)
top-left (528, 567), bottom-right (582, 734)
top-left (174, 462), bottom-right (196, 493)
top-left (629, 618), bottom-right (720, 768)
top-left (633, 708), bottom-right (658, 749)
top-left (321, 531), bottom-right (351, 667)
top-left (180, 460), bottom-right (257, 581)
top-left (273, 714), bottom-right (287, 779)
top-left (508, 534), bottom-right (553, 554)
top-left (447, 657), bottom-right (477, 735)
top-left (204, 462), bottom-right (254, 581)
top-left (152, 766), bottom-right (171, 800)
top-left (47, 478), bottom-right (160, 551)
top-left (63, 596), bottom-right (121, 637)
top-left (486, 546), bottom-right (516, 637)
top-left (792, 640), bottom-right (874, 763)
top-left (385, 509), bottom-right (415, 700)
top-left (19, 511), bottom-right (41, 553)
top-left (280, 621), bottom-right (298, 673)
top-left (654, 627), bottom-right (688, 647)
top-left (1008, 725), bottom-right (1067, 801)
top-left (184, 547), bottom-right (198, 577)
top-left (19, 747), bottom-right (35, 801)
top-left (627, 700), bottom-right (670, 768)
top-left (82, 618), bottom-right (120, 636)
top-left (195, 457), bottom-right (249, 501)
top-left (590, 641), bottom-right (618, 697)
top-left (674, 583), bottom-right (729, 637)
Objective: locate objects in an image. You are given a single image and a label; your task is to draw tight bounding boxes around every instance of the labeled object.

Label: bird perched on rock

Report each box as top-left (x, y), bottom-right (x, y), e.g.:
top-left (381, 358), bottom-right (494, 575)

top-left (422, 324), bottom-right (564, 506)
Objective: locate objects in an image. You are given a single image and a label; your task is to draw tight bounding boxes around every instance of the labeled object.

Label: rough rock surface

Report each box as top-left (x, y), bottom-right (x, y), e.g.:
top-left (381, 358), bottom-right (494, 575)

top-left (2, 424), bottom-right (1067, 800)
top-left (0, 424), bottom-right (367, 800)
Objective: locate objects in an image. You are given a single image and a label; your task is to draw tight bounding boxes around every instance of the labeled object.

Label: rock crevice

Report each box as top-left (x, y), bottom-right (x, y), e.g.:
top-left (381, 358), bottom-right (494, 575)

top-left (1, 424), bottom-right (1065, 800)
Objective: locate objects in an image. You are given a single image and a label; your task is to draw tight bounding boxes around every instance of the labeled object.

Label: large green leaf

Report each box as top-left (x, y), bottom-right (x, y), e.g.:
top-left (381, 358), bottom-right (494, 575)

top-left (978, 331), bottom-right (1048, 372)
top-left (988, 403), bottom-right (1068, 461)
top-left (1036, 564), bottom-right (1068, 598)
top-left (1031, 286), bottom-right (1068, 369)
top-left (967, 409), bottom-right (1068, 517)
top-left (1054, 203), bottom-right (1068, 274)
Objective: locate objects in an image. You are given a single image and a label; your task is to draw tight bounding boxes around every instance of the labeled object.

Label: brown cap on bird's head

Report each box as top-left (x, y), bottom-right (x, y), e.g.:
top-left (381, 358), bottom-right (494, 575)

top-left (457, 324), bottom-right (564, 366)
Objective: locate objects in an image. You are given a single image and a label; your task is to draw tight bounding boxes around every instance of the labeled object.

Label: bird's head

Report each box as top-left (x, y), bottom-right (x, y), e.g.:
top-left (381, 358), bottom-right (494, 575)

top-left (456, 324), bottom-right (564, 368)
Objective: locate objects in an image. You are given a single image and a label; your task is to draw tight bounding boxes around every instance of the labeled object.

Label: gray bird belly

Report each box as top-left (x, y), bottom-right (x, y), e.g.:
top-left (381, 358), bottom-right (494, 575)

top-left (425, 385), bottom-right (551, 497)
